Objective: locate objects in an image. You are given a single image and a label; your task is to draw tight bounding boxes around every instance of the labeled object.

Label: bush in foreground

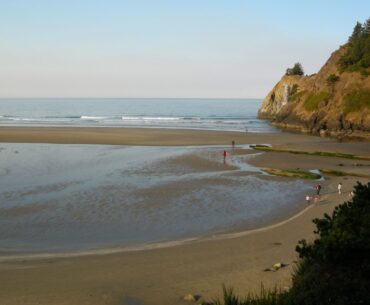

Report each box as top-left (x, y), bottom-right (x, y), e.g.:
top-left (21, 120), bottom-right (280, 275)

top-left (216, 182), bottom-right (370, 305)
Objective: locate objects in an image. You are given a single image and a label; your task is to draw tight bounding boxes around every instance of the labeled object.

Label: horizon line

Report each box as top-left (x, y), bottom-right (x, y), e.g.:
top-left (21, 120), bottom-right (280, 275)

top-left (0, 97), bottom-right (264, 100)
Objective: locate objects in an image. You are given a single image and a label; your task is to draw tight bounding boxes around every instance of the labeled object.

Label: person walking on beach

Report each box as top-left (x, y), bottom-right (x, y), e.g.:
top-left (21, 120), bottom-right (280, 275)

top-left (231, 140), bottom-right (235, 149)
top-left (348, 191), bottom-right (354, 199)
top-left (338, 182), bottom-right (342, 195)
top-left (223, 150), bottom-right (227, 161)
top-left (305, 194), bottom-right (311, 203)
top-left (316, 184), bottom-right (322, 195)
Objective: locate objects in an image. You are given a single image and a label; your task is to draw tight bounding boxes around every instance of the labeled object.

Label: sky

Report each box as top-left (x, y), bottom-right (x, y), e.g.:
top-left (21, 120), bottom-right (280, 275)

top-left (0, 0), bottom-right (369, 98)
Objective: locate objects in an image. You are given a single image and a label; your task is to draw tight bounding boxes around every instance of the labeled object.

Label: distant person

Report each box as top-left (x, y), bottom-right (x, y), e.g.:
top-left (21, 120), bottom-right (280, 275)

top-left (314, 196), bottom-right (320, 205)
top-left (338, 182), bottom-right (342, 195)
top-left (232, 140), bottom-right (235, 149)
top-left (305, 194), bottom-right (311, 203)
top-left (223, 150), bottom-right (227, 161)
top-left (348, 191), bottom-right (354, 199)
top-left (316, 184), bottom-right (322, 195)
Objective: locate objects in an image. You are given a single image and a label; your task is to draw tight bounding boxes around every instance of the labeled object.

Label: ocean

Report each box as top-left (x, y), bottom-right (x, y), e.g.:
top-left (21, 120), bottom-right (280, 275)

top-left (0, 98), bottom-right (277, 133)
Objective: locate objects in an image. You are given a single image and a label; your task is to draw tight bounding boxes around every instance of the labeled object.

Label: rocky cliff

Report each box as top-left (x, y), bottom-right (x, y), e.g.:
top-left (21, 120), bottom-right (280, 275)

top-left (258, 46), bottom-right (370, 139)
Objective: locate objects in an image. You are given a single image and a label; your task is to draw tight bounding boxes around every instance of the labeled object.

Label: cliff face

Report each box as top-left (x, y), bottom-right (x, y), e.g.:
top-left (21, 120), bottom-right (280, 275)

top-left (258, 46), bottom-right (370, 139)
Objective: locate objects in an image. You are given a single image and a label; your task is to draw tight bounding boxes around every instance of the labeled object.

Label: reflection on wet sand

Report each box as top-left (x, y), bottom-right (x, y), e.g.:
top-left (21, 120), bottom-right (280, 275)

top-left (0, 143), bottom-right (311, 254)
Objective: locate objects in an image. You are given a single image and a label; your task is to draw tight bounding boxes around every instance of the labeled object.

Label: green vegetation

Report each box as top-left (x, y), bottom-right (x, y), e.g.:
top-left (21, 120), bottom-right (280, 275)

top-left (291, 182), bottom-right (370, 304)
top-left (215, 285), bottom-right (282, 305)
top-left (343, 89), bottom-right (370, 113)
top-left (320, 169), bottom-right (347, 176)
top-left (215, 182), bottom-right (370, 305)
top-left (319, 168), bottom-right (369, 178)
top-left (303, 92), bottom-right (330, 111)
top-left (288, 91), bottom-right (305, 103)
top-left (262, 168), bottom-right (321, 180)
top-left (287, 84), bottom-right (304, 102)
top-left (326, 74), bottom-right (340, 86)
top-left (325, 74), bottom-right (340, 94)
top-left (249, 145), bottom-right (370, 160)
top-left (338, 18), bottom-right (370, 75)
top-left (286, 63), bottom-right (304, 76)
top-left (251, 144), bottom-right (270, 148)
top-left (326, 74), bottom-right (340, 85)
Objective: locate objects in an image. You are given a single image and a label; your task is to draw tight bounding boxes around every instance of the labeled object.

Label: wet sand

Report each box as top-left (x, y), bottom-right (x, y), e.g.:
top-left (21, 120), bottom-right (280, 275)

top-left (0, 126), bottom-right (327, 146)
top-left (0, 127), bottom-right (369, 305)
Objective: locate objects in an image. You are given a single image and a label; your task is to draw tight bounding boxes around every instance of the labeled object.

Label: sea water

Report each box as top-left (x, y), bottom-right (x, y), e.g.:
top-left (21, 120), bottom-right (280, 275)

top-left (0, 98), bottom-right (277, 133)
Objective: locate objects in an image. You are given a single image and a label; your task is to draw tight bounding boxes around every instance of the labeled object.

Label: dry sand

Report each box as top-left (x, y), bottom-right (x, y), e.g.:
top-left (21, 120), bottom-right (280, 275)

top-left (0, 127), bottom-right (369, 305)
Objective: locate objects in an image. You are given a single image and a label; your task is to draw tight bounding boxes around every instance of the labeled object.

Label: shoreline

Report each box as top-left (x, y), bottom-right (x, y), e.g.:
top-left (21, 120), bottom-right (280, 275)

top-left (0, 127), bottom-right (369, 305)
top-left (0, 126), bottom-right (318, 146)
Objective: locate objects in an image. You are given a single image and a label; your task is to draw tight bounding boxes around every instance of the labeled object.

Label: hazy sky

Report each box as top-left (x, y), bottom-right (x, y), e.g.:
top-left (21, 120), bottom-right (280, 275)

top-left (1, 0), bottom-right (369, 98)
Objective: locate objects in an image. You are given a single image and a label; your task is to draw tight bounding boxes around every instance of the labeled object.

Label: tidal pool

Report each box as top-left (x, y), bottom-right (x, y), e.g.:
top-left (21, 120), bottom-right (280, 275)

top-left (0, 143), bottom-right (311, 254)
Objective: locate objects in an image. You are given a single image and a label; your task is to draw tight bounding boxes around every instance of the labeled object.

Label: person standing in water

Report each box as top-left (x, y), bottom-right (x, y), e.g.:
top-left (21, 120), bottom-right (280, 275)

top-left (316, 184), bottom-right (322, 195)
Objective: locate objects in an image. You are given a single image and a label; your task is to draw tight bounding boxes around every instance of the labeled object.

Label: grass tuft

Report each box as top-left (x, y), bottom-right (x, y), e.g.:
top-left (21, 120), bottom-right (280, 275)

top-left (303, 92), bottom-right (330, 111)
top-left (214, 285), bottom-right (284, 305)
top-left (249, 146), bottom-right (370, 161)
top-left (262, 168), bottom-right (321, 180)
top-left (343, 89), bottom-right (370, 113)
top-left (319, 168), bottom-right (369, 178)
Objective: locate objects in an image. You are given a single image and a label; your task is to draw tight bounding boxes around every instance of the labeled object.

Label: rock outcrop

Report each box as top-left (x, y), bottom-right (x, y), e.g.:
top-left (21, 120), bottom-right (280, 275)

top-left (258, 46), bottom-right (370, 139)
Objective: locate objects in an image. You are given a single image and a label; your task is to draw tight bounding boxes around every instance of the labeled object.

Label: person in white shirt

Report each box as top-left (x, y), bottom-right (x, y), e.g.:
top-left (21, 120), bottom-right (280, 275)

top-left (338, 183), bottom-right (342, 195)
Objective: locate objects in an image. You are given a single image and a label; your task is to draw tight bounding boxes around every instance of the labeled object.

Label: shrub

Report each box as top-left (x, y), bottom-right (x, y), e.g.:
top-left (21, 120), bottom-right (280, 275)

top-left (303, 92), bottom-right (330, 111)
top-left (215, 182), bottom-right (370, 305)
top-left (286, 63), bottom-right (304, 76)
top-left (338, 18), bottom-right (370, 74)
top-left (291, 182), bottom-right (370, 305)
top-left (325, 74), bottom-right (340, 86)
top-left (343, 89), bottom-right (370, 113)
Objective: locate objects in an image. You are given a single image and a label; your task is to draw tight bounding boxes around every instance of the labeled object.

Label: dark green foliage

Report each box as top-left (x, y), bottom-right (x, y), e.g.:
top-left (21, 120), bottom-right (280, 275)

top-left (326, 74), bottom-right (340, 94)
top-left (287, 84), bottom-right (302, 102)
top-left (289, 84), bottom-right (299, 96)
top-left (291, 182), bottom-right (370, 305)
top-left (325, 74), bottom-right (340, 86)
top-left (286, 63), bottom-right (304, 76)
top-left (303, 92), bottom-right (330, 111)
top-left (343, 89), bottom-right (370, 113)
top-left (215, 183), bottom-right (370, 305)
top-left (215, 285), bottom-right (284, 305)
top-left (338, 18), bottom-right (370, 74)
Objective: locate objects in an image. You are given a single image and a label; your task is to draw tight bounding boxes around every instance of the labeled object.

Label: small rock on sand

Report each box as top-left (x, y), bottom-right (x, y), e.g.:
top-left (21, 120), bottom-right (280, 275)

top-left (183, 294), bottom-right (201, 302)
top-left (264, 262), bottom-right (288, 272)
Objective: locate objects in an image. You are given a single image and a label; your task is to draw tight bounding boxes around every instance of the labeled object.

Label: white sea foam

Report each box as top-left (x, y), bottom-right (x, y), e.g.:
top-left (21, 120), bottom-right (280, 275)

top-left (0, 98), bottom-right (278, 132)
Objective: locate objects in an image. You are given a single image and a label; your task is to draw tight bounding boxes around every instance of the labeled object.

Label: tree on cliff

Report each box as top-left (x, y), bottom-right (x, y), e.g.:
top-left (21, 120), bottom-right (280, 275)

top-left (338, 17), bottom-right (370, 75)
top-left (286, 63), bottom-right (304, 76)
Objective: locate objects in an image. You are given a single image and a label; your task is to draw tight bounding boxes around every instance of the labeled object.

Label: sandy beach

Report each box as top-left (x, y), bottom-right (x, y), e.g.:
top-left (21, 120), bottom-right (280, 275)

top-left (0, 127), bottom-right (369, 305)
